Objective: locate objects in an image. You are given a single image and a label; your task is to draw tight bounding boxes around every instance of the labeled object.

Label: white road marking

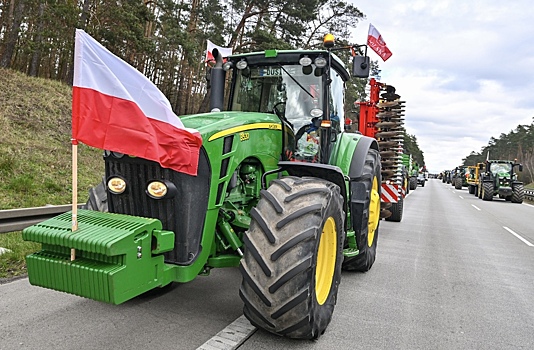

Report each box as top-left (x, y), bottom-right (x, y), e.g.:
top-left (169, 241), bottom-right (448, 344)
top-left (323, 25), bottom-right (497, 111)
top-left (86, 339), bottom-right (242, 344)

top-left (196, 315), bottom-right (256, 350)
top-left (459, 196), bottom-right (464, 199)
top-left (503, 226), bottom-right (534, 247)
top-left (471, 205), bottom-right (481, 211)
top-left (523, 202), bottom-right (534, 208)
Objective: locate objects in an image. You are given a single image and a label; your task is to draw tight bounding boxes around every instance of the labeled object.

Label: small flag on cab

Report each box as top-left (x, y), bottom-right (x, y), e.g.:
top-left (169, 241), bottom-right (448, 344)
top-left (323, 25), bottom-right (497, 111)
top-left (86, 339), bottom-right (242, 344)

top-left (367, 24), bottom-right (392, 62)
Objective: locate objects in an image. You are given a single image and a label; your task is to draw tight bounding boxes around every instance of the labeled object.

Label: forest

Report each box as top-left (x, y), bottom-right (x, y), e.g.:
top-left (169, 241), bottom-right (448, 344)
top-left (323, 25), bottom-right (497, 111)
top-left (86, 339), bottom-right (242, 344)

top-left (462, 121), bottom-right (534, 184)
top-left (0, 0), bottom-right (430, 165)
top-left (0, 0), bottom-right (374, 114)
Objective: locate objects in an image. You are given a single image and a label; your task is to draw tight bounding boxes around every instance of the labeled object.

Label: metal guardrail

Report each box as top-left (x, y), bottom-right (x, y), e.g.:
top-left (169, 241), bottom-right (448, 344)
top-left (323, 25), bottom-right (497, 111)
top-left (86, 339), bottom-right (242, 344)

top-left (0, 204), bottom-right (83, 234)
top-left (526, 189), bottom-right (534, 201)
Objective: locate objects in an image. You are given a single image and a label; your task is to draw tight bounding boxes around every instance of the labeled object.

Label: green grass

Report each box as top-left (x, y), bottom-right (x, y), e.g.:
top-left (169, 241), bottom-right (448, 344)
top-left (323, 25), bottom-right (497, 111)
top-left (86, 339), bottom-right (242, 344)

top-left (0, 68), bottom-right (104, 280)
top-left (0, 231), bottom-right (40, 279)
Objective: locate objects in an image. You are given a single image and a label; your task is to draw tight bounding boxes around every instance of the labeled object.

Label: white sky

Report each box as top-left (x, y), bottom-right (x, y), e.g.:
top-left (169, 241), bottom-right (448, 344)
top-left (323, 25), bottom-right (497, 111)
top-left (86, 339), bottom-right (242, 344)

top-left (349, 0), bottom-right (534, 173)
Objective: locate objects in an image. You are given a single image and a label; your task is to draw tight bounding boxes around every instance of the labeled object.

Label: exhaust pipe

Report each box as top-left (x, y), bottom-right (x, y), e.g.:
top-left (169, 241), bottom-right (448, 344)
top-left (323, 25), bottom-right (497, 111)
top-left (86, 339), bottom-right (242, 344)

top-left (209, 48), bottom-right (225, 112)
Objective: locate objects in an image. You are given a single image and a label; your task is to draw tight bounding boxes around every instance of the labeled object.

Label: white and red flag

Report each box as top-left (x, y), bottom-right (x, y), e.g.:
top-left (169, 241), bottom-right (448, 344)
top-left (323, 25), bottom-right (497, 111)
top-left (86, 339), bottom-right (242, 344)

top-left (367, 24), bottom-right (392, 62)
top-left (72, 29), bottom-right (202, 176)
top-left (205, 39), bottom-right (233, 64)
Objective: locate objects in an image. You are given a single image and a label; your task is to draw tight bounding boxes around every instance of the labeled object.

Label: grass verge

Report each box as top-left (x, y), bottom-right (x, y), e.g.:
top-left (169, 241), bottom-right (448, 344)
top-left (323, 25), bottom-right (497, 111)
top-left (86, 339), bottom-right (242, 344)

top-left (0, 231), bottom-right (40, 280)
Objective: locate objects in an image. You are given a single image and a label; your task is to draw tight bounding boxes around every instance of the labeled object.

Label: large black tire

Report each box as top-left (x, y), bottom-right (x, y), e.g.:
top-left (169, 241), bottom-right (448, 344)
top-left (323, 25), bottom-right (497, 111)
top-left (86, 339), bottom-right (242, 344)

top-left (468, 185), bottom-right (475, 195)
top-left (84, 178), bottom-right (108, 212)
top-left (342, 149), bottom-right (381, 272)
top-left (385, 195), bottom-right (403, 222)
top-left (239, 176), bottom-right (345, 339)
top-left (420, 180), bottom-right (425, 187)
top-left (409, 177), bottom-right (417, 190)
top-left (511, 183), bottom-right (524, 203)
top-left (482, 182), bottom-right (494, 201)
top-left (455, 178), bottom-right (462, 190)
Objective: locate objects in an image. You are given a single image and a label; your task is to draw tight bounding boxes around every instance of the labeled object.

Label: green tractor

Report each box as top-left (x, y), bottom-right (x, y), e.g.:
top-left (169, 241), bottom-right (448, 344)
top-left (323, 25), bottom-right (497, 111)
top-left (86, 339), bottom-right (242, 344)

top-left (478, 160), bottom-right (524, 203)
top-left (22, 36), bottom-right (382, 339)
top-left (402, 154), bottom-right (418, 191)
top-left (454, 166), bottom-right (468, 190)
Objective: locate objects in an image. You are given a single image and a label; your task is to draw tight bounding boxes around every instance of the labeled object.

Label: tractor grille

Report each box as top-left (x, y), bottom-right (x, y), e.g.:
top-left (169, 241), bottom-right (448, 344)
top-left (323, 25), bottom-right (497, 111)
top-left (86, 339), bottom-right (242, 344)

top-left (104, 147), bottom-right (211, 265)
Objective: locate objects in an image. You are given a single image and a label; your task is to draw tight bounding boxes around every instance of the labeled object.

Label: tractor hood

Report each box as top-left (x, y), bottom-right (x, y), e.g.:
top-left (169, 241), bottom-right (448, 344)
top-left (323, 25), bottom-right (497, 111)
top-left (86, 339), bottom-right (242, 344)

top-left (179, 111), bottom-right (283, 143)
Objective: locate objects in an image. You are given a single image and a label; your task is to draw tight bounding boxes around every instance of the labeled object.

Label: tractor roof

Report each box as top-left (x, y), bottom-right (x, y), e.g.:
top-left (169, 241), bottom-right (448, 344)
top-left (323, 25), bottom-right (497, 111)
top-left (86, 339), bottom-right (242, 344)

top-left (228, 50), bottom-right (350, 81)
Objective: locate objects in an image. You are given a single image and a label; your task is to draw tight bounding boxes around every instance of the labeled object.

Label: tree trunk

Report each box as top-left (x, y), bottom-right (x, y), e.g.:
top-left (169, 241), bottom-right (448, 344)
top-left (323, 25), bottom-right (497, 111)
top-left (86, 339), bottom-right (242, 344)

top-left (0, 0), bottom-right (25, 69)
top-left (29, 2), bottom-right (46, 77)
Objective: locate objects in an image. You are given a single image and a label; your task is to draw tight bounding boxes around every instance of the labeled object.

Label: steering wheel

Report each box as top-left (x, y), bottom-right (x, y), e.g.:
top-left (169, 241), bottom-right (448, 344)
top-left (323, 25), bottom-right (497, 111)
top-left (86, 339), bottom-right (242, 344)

top-left (272, 101), bottom-right (286, 118)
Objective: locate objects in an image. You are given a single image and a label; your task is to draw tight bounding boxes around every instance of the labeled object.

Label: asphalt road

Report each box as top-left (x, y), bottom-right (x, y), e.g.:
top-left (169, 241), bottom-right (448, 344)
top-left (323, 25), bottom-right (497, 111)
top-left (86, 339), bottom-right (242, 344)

top-left (1, 179), bottom-right (533, 350)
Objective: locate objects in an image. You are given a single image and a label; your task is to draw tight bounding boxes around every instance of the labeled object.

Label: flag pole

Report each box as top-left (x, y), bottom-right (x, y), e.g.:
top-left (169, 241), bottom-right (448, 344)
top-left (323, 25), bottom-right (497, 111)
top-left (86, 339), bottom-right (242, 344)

top-left (71, 138), bottom-right (78, 261)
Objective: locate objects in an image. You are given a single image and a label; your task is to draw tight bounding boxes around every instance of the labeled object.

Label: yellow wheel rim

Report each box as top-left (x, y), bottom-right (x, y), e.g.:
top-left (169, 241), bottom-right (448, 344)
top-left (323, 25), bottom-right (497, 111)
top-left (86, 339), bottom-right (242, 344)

top-left (315, 217), bottom-right (337, 305)
top-left (368, 176), bottom-right (380, 247)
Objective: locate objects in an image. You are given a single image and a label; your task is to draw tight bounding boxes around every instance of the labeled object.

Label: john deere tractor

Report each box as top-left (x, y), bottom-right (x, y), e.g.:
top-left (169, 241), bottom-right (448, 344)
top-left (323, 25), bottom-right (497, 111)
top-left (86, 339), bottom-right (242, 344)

top-left (22, 35), bottom-right (381, 339)
top-left (478, 160), bottom-right (524, 203)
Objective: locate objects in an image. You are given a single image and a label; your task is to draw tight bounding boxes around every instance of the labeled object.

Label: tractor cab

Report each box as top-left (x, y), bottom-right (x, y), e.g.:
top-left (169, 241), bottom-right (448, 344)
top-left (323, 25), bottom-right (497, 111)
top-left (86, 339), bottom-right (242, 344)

top-left (219, 50), bottom-right (349, 163)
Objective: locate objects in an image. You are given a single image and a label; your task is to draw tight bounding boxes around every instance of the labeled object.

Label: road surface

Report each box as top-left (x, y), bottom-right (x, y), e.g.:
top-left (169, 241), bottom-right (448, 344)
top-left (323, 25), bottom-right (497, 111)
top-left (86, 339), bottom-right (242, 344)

top-left (1, 179), bottom-right (533, 349)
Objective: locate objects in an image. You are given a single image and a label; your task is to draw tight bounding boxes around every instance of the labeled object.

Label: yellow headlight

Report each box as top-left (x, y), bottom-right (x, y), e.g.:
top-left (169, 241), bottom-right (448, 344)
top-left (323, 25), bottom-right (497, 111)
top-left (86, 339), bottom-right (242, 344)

top-left (147, 181), bottom-right (168, 198)
top-left (107, 177), bottom-right (126, 194)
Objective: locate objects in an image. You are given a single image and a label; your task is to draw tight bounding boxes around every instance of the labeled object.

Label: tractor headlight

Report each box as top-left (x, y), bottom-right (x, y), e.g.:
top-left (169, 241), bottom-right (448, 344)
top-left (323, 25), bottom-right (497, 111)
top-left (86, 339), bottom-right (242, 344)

top-left (310, 108), bottom-right (323, 118)
top-left (236, 60), bottom-right (248, 70)
top-left (111, 151), bottom-right (125, 158)
top-left (108, 177), bottom-right (126, 194)
top-left (299, 56), bottom-right (312, 66)
top-left (147, 181), bottom-right (168, 198)
top-left (314, 56), bottom-right (327, 68)
top-left (146, 180), bottom-right (177, 199)
top-left (223, 61), bottom-right (233, 71)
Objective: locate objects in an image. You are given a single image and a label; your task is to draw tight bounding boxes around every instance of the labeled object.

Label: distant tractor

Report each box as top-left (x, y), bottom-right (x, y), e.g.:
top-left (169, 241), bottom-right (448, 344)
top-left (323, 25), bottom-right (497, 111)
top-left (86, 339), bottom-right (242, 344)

top-left (454, 166), bottom-right (468, 190)
top-left (479, 160), bottom-right (524, 203)
top-left (466, 163), bottom-right (483, 195)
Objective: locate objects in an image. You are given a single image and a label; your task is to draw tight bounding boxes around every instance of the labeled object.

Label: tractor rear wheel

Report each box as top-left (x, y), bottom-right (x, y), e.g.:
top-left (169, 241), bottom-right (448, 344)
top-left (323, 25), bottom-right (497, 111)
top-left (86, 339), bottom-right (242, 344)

top-left (511, 184), bottom-right (524, 203)
top-left (239, 177), bottom-right (344, 339)
top-left (482, 182), bottom-right (494, 201)
top-left (385, 195), bottom-right (403, 222)
top-left (409, 177), bottom-right (417, 190)
top-left (342, 149), bottom-right (381, 272)
top-left (455, 178), bottom-right (462, 189)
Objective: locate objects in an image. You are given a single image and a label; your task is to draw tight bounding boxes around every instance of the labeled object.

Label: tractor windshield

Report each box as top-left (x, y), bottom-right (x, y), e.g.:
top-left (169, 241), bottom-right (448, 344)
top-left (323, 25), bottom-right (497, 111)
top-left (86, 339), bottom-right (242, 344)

top-left (230, 65), bottom-right (324, 133)
top-left (489, 163), bottom-right (511, 176)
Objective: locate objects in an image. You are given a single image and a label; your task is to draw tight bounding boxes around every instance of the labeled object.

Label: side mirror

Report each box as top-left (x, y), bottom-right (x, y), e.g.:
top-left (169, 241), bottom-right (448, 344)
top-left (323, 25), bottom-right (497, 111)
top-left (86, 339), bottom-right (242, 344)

top-left (518, 164), bottom-right (523, 172)
top-left (352, 56), bottom-right (370, 78)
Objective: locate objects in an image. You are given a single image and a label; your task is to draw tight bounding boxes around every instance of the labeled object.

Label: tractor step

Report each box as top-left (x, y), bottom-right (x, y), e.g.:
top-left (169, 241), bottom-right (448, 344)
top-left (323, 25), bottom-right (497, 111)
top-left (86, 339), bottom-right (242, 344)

top-left (23, 209), bottom-right (174, 304)
top-left (343, 247), bottom-right (359, 257)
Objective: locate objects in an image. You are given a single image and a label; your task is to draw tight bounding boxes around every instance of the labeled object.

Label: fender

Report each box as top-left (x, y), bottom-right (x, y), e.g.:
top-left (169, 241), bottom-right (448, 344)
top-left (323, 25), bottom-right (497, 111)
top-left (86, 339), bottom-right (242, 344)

top-left (277, 161), bottom-right (348, 230)
top-left (348, 135), bottom-right (379, 179)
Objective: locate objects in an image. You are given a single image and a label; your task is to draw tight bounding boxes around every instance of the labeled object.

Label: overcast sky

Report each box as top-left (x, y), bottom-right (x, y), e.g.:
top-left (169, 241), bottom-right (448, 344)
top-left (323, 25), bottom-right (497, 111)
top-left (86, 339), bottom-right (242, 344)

top-left (349, 0), bottom-right (534, 173)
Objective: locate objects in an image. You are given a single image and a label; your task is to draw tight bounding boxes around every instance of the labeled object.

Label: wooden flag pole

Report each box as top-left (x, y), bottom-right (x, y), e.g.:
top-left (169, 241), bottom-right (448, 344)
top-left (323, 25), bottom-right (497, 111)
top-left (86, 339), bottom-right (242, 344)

top-left (71, 140), bottom-right (78, 261)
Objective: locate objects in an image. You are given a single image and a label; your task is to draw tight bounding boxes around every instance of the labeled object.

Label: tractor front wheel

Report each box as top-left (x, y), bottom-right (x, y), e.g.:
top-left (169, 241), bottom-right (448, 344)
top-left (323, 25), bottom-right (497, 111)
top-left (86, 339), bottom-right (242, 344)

top-left (482, 182), bottom-right (494, 201)
top-left (239, 177), bottom-right (344, 339)
top-left (511, 184), bottom-right (524, 203)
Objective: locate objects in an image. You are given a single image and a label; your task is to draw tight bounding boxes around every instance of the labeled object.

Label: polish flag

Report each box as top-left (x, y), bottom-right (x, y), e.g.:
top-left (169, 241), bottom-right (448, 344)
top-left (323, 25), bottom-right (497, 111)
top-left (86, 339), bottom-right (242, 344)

top-left (72, 29), bottom-right (202, 176)
top-left (205, 39), bottom-right (233, 64)
top-left (367, 24), bottom-right (392, 62)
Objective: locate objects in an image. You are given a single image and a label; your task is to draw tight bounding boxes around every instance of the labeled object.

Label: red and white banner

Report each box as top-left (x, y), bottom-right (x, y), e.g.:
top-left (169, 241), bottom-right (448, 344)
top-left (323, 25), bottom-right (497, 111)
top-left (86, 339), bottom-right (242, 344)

top-left (72, 29), bottom-right (202, 176)
top-left (205, 39), bottom-right (233, 64)
top-left (367, 24), bottom-right (392, 62)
